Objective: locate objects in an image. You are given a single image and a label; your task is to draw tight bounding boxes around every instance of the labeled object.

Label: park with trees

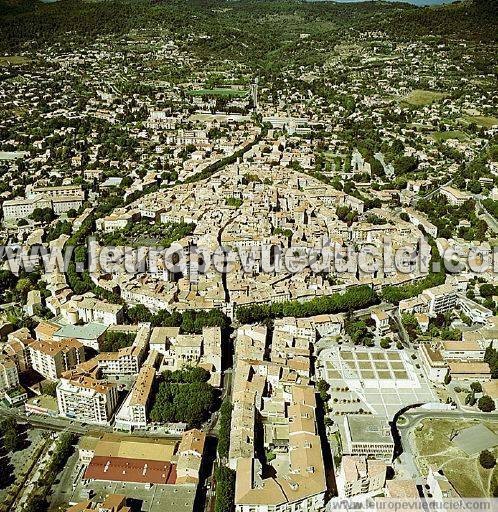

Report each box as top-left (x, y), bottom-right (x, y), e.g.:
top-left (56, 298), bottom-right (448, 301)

top-left (149, 367), bottom-right (218, 427)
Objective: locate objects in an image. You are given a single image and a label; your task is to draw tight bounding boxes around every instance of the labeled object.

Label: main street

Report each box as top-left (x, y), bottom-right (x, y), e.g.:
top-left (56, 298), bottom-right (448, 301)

top-left (0, 406), bottom-right (105, 435)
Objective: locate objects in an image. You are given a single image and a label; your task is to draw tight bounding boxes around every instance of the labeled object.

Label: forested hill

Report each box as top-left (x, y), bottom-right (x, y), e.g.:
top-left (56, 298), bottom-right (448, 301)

top-left (384, 0), bottom-right (497, 41)
top-left (0, 0), bottom-right (496, 59)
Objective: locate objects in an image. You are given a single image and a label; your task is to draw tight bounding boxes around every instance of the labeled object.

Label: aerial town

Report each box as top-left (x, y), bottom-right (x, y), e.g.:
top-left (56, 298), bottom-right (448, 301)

top-left (0, 0), bottom-right (497, 511)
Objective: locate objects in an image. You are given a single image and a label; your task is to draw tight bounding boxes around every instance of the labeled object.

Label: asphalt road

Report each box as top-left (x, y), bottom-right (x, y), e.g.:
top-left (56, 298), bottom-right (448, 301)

top-left (478, 199), bottom-right (498, 234)
top-left (395, 407), bottom-right (498, 478)
top-left (0, 406), bottom-right (103, 435)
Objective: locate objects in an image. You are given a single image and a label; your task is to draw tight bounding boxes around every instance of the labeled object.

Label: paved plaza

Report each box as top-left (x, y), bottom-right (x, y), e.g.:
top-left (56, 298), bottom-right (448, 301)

top-left (319, 346), bottom-right (436, 418)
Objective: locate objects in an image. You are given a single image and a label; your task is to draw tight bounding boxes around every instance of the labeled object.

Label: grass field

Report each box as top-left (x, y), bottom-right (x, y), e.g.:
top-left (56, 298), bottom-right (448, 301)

top-left (188, 88), bottom-right (246, 98)
top-left (462, 115), bottom-right (498, 128)
top-left (0, 55), bottom-right (31, 66)
top-left (413, 418), bottom-right (498, 497)
top-left (402, 89), bottom-right (447, 106)
top-left (431, 130), bottom-right (469, 142)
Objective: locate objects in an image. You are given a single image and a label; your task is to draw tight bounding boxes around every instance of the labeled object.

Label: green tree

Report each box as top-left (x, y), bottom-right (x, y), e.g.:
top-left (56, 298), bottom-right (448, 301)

top-left (126, 304), bottom-right (153, 323)
top-left (214, 466), bottom-right (235, 512)
top-left (479, 449), bottom-right (496, 469)
top-left (41, 381), bottom-right (58, 397)
top-left (470, 382), bottom-right (482, 393)
top-left (3, 427), bottom-right (19, 453)
top-left (23, 496), bottom-right (47, 512)
top-left (150, 370), bottom-right (217, 427)
top-left (478, 395), bottom-right (496, 412)
top-left (317, 379), bottom-right (330, 402)
top-left (217, 399), bottom-right (232, 460)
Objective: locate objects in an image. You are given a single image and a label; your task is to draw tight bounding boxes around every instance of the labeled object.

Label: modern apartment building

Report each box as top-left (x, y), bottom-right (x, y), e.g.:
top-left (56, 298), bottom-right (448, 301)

top-left (114, 364), bottom-right (155, 430)
top-left (94, 324), bottom-right (150, 376)
top-left (29, 338), bottom-right (85, 381)
top-left (57, 371), bottom-right (118, 425)
top-left (422, 283), bottom-right (457, 316)
top-left (0, 354), bottom-right (20, 392)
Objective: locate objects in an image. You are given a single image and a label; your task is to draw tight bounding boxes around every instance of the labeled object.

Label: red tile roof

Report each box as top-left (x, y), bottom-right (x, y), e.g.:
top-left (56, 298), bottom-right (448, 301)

top-left (84, 456), bottom-right (177, 485)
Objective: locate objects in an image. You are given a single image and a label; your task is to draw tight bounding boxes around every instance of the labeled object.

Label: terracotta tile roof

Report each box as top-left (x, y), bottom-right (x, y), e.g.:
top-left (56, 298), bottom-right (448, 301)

top-left (84, 455), bottom-right (177, 485)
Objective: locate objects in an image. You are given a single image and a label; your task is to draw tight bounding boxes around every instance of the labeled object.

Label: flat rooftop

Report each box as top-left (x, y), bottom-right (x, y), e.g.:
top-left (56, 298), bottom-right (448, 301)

top-left (347, 416), bottom-right (394, 445)
top-left (72, 479), bottom-right (196, 512)
top-left (92, 434), bottom-right (177, 462)
top-left (55, 322), bottom-right (108, 340)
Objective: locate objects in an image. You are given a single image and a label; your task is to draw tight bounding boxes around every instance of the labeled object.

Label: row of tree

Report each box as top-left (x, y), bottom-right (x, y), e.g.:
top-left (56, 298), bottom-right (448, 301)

top-left (217, 399), bottom-right (232, 460)
top-left (23, 432), bottom-right (76, 512)
top-left (125, 306), bottom-right (230, 334)
top-left (236, 285), bottom-right (379, 324)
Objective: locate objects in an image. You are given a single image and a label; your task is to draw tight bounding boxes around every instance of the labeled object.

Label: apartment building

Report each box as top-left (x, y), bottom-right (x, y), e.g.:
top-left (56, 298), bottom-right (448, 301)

top-left (114, 364), bottom-right (155, 430)
top-left (422, 283), bottom-right (457, 315)
top-left (176, 429), bottom-right (206, 485)
top-left (2, 184), bottom-right (85, 220)
top-left (96, 346), bottom-right (144, 376)
top-left (458, 296), bottom-right (493, 324)
top-left (440, 186), bottom-right (471, 206)
top-left (73, 297), bottom-right (124, 325)
top-left (34, 321), bottom-right (60, 341)
top-left (57, 371), bottom-right (118, 425)
top-left (95, 325), bottom-right (150, 376)
top-left (4, 327), bottom-right (34, 372)
top-left (2, 195), bottom-right (52, 220)
top-left (29, 338), bottom-right (85, 381)
top-left (338, 456), bottom-right (387, 498)
top-left (0, 354), bottom-right (20, 392)
top-left (27, 184), bottom-right (85, 200)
